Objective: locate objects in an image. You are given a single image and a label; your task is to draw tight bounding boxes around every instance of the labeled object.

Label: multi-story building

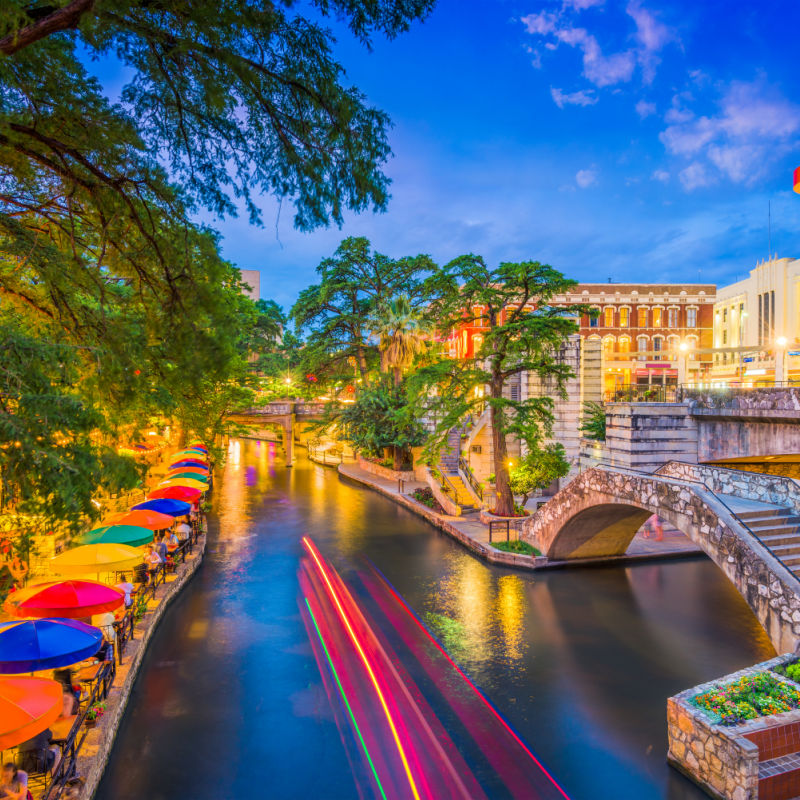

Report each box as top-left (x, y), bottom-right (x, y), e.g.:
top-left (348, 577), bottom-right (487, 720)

top-left (551, 283), bottom-right (716, 396)
top-left (240, 269), bottom-right (261, 302)
top-left (711, 257), bottom-right (800, 386)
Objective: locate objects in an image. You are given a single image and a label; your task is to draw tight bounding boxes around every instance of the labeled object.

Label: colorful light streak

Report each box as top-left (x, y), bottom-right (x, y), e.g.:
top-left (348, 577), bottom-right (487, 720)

top-left (304, 596), bottom-right (388, 800)
top-left (301, 537), bottom-right (422, 800)
top-left (372, 564), bottom-right (571, 800)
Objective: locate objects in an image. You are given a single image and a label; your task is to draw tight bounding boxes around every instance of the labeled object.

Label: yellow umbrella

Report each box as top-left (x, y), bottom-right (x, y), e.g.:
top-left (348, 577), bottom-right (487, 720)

top-left (158, 478), bottom-right (208, 490)
top-left (50, 543), bottom-right (142, 577)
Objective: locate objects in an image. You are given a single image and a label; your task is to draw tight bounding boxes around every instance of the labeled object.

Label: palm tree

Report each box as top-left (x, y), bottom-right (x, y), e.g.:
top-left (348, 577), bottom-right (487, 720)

top-left (372, 295), bottom-right (428, 386)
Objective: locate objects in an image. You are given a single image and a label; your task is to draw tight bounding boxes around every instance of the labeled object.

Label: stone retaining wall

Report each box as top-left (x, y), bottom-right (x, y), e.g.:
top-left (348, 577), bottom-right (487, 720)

top-left (83, 536), bottom-right (206, 798)
top-left (668, 654), bottom-right (799, 800)
top-left (357, 455), bottom-right (414, 482)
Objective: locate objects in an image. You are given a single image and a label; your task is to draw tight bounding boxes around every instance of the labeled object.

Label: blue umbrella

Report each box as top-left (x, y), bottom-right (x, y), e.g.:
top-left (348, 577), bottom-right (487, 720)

top-left (131, 498), bottom-right (192, 517)
top-left (0, 618), bottom-right (103, 673)
top-left (169, 460), bottom-right (209, 470)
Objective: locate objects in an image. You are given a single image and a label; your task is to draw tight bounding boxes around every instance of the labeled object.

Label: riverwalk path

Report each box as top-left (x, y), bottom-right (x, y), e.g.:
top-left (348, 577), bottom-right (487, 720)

top-left (337, 461), bottom-right (702, 570)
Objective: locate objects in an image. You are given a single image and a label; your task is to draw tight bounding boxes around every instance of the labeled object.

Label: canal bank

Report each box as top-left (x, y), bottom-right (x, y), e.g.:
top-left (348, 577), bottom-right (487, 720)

top-left (94, 441), bottom-right (776, 800)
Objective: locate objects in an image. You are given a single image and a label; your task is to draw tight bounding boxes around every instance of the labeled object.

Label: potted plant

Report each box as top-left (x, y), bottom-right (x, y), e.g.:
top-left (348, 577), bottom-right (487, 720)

top-left (85, 701), bottom-right (107, 728)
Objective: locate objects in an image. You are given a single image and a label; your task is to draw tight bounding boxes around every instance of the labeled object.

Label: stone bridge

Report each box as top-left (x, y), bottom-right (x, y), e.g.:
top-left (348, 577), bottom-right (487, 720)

top-left (228, 402), bottom-right (327, 466)
top-left (524, 464), bottom-right (800, 653)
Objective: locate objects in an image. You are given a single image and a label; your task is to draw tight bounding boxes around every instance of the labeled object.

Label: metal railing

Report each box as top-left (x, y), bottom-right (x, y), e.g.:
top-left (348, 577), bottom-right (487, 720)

top-left (488, 518), bottom-right (526, 543)
top-left (605, 384), bottom-right (678, 403)
top-left (308, 444), bottom-right (343, 466)
top-left (458, 456), bottom-right (484, 502)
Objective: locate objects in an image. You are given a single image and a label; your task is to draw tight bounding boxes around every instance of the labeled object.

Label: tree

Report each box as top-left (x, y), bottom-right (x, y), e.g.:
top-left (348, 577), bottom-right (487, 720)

top-left (335, 378), bottom-right (425, 468)
top-left (371, 294), bottom-right (429, 385)
top-left (580, 401), bottom-right (606, 441)
top-left (508, 444), bottom-right (570, 509)
top-left (292, 237), bottom-right (436, 383)
top-left (411, 256), bottom-right (589, 516)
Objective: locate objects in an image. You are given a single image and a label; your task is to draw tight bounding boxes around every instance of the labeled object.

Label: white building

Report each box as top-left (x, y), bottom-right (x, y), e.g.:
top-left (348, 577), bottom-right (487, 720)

top-left (711, 257), bottom-right (800, 385)
top-left (240, 269), bottom-right (261, 302)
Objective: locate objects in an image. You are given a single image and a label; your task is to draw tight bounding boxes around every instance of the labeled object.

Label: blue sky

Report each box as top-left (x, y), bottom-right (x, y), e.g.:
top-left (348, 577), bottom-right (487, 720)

top-left (86, 0), bottom-right (800, 309)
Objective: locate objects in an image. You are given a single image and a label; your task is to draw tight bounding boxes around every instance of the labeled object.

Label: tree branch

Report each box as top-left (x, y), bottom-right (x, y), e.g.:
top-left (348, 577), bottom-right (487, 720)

top-left (0, 0), bottom-right (95, 56)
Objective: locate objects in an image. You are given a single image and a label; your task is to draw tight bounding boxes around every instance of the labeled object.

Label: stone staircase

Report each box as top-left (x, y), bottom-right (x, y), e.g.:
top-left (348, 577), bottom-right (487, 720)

top-left (437, 427), bottom-right (476, 512)
top-left (730, 502), bottom-right (800, 575)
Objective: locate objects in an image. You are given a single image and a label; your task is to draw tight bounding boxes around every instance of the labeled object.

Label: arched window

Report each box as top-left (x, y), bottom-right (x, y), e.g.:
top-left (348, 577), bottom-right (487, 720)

top-left (618, 307), bottom-right (630, 327)
top-left (667, 335), bottom-right (680, 355)
top-left (686, 335), bottom-right (698, 361)
top-left (638, 307), bottom-right (648, 328)
top-left (637, 335), bottom-right (648, 361)
top-left (618, 336), bottom-right (630, 354)
top-left (652, 335), bottom-right (664, 360)
top-left (604, 307), bottom-right (615, 327)
top-left (472, 334), bottom-right (484, 356)
top-left (603, 335), bottom-right (615, 359)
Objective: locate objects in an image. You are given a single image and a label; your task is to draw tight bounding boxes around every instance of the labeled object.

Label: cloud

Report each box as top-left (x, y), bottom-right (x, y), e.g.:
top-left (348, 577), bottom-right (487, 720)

top-left (521, 11), bottom-right (558, 35)
top-left (660, 79), bottom-right (800, 188)
top-left (635, 99), bottom-right (656, 118)
top-left (563, 0), bottom-right (604, 9)
top-left (651, 169), bottom-right (670, 182)
top-left (554, 26), bottom-right (636, 87)
top-left (551, 87), bottom-right (599, 108)
top-left (576, 168), bottom-right (598, 188)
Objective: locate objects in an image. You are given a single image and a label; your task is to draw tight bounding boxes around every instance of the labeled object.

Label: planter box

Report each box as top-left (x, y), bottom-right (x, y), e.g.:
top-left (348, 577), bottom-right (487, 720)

top-left (357, 455), bottom-right (414, 482)
top-left (479, 508), bottom-right (530, 526)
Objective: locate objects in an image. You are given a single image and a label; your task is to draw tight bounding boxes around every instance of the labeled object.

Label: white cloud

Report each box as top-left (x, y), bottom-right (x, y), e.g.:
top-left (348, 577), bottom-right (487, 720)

top-left (555, 26), bottom-right (636, 87)
top-left (576, 168), bottom-right (598, 188)
top-left (652, 169), bottom-right (670, 182)
top-left (660, 80), bottom-right (800, 188)
top-left (521, 11), bottom-right (558, 35)
top-left (563, 0), bottom-right (604, 9)
top-left (679, 162), bottom-right (711, 190)
top-left (551, 87), bottom-right (599, 108)
top-left (635, 99), bottom-right (657, 118)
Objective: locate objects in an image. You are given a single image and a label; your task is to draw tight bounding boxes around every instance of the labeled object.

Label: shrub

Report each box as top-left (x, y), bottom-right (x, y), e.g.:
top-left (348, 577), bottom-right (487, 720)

top-left (491, 540), bottom-right (540, 556)
top-left (411, 487), bottom-right (444, 514)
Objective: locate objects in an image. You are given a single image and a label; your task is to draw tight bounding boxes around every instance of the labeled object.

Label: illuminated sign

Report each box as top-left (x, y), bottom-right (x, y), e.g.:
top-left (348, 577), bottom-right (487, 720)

top-left (745, 368), bottom-right (767, 376)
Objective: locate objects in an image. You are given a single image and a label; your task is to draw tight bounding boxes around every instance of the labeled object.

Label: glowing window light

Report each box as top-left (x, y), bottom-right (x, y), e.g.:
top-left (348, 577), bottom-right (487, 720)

top-left (302, 537), bottom-right (421, 800)
top-left (305, 597), bottom-right (388, 800)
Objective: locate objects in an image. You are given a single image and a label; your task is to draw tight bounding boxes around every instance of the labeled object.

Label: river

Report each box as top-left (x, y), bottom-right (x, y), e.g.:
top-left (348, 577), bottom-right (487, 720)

top-left (95, 438), bottom-right (775, 800)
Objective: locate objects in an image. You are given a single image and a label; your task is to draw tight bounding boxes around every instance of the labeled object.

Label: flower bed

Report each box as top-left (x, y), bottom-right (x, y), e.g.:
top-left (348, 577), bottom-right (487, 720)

top-left (411, 487), bottom-right (444, 514)
top-left (771, 659), bottom-right (800, 683)
top-left (691, 672), bottom-right (800, 725)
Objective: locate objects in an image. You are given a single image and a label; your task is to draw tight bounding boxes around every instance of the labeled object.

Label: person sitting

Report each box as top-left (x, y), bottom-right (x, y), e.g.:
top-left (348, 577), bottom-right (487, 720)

top-left (17, 727), bottom-right (59, 777)
top-left (176, 519), bottom-right (192, 541)
top-left (143, 545), bottom-right (162, 582)
top-left (165, 530), bottom-right (179, 549)
top-left (155, 533), bottom-right (168, 562)
top-left (0, 763), bottom-right (29, 800)
top-left (116, 574), bottom-right (135, 608)
top-left (53, 668), bottom-right (80, 708)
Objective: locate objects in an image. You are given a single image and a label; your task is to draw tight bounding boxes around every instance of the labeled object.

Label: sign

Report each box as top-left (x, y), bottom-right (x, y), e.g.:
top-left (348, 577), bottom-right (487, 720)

top-left (788, 351), bottom-right (800, 357)
top-left (645, 363), bottom-right (671, 369)
top-left (743, 356), bottom-right (755, 362)
top-left (745, 368), bottom-right (767, 376)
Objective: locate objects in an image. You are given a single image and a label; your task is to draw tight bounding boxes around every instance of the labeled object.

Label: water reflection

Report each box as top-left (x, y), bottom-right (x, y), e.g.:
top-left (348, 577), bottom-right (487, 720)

top-left (96, 440), bottom-right (776, 800)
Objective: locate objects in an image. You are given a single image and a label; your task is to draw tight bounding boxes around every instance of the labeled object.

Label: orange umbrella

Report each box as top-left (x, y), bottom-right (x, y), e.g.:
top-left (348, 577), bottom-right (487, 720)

top-left (107, 509), bottom-right (174, 530)
top-left (0, 677), bottom-right (63, 749)
top-left (166, 466), bottom-right (208, 477)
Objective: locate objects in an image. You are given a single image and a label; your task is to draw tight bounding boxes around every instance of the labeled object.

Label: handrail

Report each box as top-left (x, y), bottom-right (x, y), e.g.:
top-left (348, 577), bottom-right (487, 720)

top-left (594, 465), bottom-right (798, 579)
top-left (458, 456), bottom-right (483, 501)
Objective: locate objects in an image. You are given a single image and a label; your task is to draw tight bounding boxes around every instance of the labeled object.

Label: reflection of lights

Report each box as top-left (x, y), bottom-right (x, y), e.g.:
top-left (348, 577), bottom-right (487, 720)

top-left (302, 537), bottom-right (421, 800)
top-left (496, 575), bottom-right (525, 660)
top-left (304, 598), bottom-right (387, 800)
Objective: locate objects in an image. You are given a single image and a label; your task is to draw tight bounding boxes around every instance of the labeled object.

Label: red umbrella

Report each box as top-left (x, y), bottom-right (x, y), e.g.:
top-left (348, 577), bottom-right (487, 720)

top-left (0, 677), bottom-right (63, 750)
top-left (148, 486), bottom-right (202, 502)
top-left (12, 580), bottom-right (124, 619)
top-left (107, 509), bottom-right (175, 530)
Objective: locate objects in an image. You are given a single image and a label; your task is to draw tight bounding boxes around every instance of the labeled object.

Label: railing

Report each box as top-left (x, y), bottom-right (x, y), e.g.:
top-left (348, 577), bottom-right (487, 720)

top-left (42, 659), bottom-right (117, 800)
top-left (458, 456), bottom-right (483, 502)
top-left (678, 382), bottom-right (800, 408)
top-left (308, 443), bottom-right (343, 466)
top-left (605, 384), bottom-right (678, 403)
top-left (488, 518), bottom-right (525, 543)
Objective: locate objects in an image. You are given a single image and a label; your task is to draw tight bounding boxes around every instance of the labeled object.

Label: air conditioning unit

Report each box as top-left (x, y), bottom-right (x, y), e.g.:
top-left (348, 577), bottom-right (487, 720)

top-left (471, 445), bottom-right (482, 454)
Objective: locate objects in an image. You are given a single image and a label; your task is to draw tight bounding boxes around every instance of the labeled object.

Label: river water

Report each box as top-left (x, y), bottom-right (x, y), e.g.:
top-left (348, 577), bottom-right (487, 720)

top-left (95, 439), bottom-right (775, 800)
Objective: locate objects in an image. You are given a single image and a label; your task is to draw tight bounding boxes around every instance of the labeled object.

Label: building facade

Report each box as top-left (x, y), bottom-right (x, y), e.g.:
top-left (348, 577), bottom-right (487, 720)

top-left (711, 257), bottom-right (800, 386)
top-left (551, 283), bottom-right (716, 396)
top-left (240, 269), bottom-right (261, 302)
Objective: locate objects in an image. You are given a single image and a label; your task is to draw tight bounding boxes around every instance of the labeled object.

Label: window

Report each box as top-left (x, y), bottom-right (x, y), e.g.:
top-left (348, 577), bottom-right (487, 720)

top-left (723, 308), bottom-right (727, 323)
top-left (589, 312), bottom-right (599, 328)
top-left (619, 307), bottom-right (629, 327)
top-left (686, 335), bottom-right (698, 360)
top-left (668, 308), bottom-right (679, 328)
top-left (638, 307), bottom-right (648, 327)
top-left (637, 336), bottom-right (648, 360)
top-left (686, 307), bottom-right (697, 327)
top-left (667, 335), bottom-right (679, 354)
top-left (652, 336), bottom-right (663, 360)
top-left (604, 307), bottom-right (615, 327)
top-left (603, 336), bottom-right (615, 359)
top-left (618, 336), bottom-right (630, 354)
top-left (472, 334), bottom-right (483, 355)
top-left (652, 308), bottom-right (663, 327)
top-left (723, 330), bottom-right (727, 345)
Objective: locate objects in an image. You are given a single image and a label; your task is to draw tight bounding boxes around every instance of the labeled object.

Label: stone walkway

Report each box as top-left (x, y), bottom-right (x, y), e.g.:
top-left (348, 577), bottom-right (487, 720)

top-left (336, 462), bottom-right (704, 569)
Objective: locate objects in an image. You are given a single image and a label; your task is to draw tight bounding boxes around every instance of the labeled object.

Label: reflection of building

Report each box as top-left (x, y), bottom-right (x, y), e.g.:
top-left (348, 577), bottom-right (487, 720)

top-left (710, 257), bottom-right (800, 386)
top-left (240, 269), bottom-right (261, 302)
top-left (551, 283), bottom-right (716, 396)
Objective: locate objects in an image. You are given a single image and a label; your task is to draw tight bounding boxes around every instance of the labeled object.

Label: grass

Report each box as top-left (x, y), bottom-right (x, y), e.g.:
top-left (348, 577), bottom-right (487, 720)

top-left (491, 540), bottom-right (540, 556)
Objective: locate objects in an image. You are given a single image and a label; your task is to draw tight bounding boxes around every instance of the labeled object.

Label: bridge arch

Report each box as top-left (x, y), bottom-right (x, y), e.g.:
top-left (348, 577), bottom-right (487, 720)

top-left (525, 467), bottom-right (800, 654)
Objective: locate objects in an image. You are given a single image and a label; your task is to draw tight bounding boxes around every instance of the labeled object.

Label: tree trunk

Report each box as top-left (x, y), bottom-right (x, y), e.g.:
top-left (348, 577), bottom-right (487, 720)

top-left (393, 445), bottom-right (402, 471)
top-left (491, 385), bottom-right (514, 516)
top-left (393, 366), bottom-right (401, 387)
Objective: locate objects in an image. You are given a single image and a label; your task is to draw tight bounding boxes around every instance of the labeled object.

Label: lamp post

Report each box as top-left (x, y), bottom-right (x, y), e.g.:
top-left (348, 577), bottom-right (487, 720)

top-left (776, 336), bottom-right (788, 384)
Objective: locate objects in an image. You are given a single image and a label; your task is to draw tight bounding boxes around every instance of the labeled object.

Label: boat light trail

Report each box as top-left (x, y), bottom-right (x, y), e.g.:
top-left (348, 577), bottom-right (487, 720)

top-left (301, 536), bottom-right (422, 800)
top-left (304, 596), bottom-right (388, 800)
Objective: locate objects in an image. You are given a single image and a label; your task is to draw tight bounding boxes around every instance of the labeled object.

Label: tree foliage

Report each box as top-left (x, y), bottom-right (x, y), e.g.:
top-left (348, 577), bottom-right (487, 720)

top-left (410, 256), bottom-right (590, 515)
top-left (580, 401), bottom-right (606, 441)
top-left (508, 444), bottom-right (570, 508)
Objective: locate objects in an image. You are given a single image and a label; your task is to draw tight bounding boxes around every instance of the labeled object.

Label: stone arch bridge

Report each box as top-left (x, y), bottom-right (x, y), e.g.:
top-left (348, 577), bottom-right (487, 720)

top-left (524, 464), bottom-right (800, 654)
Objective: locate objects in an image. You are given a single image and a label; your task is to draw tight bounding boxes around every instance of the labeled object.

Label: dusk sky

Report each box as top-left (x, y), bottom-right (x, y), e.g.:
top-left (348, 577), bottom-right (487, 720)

top-left (86, 0), bottom-right (800, 310)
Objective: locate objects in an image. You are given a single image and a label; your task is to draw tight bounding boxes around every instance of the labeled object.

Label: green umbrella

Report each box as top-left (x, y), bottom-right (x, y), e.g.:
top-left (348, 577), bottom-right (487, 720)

top-left (77, 524), bottom-right (153, 548)
top-left (167, 471), bottom-right (209, 483)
